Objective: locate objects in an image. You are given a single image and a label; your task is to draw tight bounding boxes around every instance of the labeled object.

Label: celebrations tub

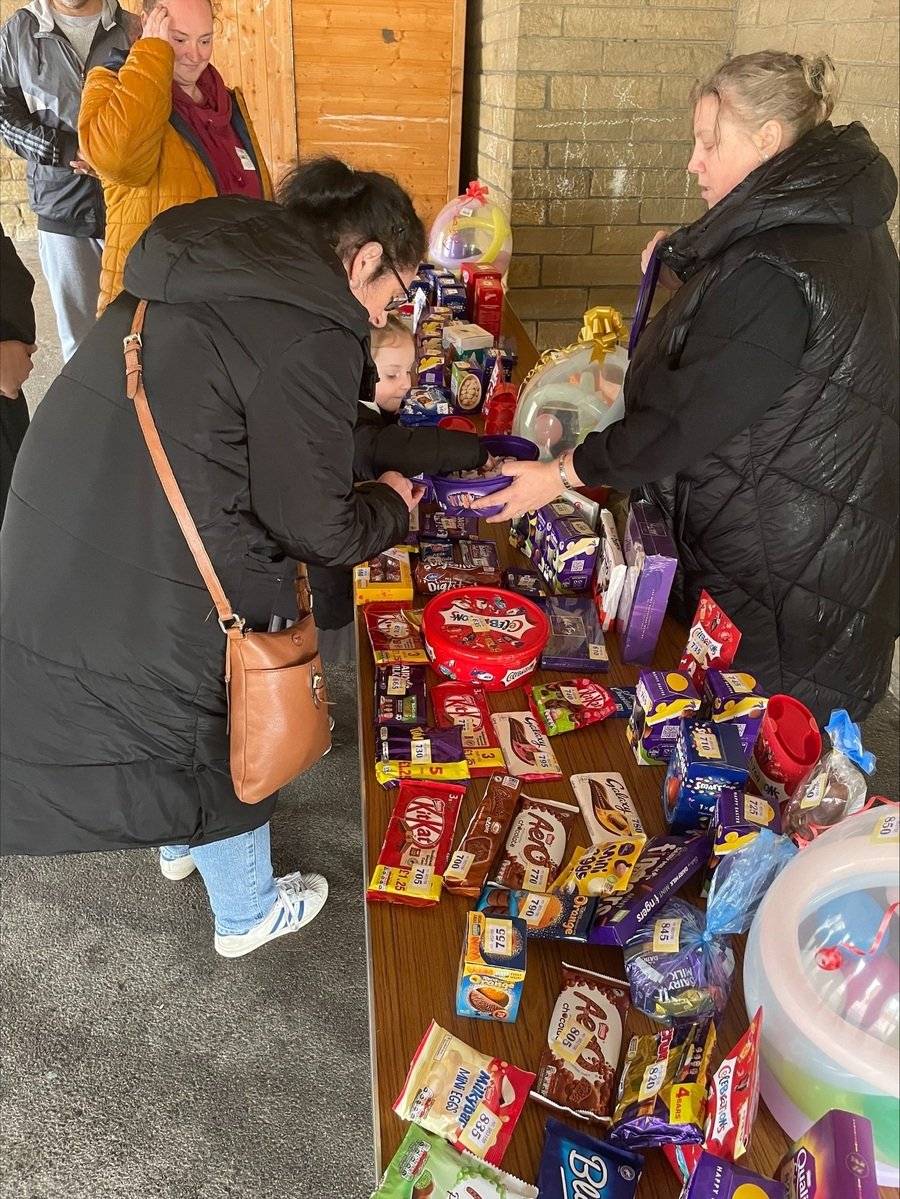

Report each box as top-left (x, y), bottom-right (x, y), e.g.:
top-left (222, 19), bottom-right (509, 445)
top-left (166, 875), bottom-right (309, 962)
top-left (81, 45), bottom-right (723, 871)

top-left (421, 587), bottom-right (550, 691)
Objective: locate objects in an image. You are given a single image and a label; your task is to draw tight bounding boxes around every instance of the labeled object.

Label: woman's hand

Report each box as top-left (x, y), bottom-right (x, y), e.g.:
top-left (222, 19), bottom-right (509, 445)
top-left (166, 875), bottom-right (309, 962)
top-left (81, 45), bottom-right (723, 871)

top-left (641, 228), bottom-right (681, 291)
top-left (377, 471), bottom-right (427, 512)
top-left (472, 458), bottom-right (565, 524)
top-left (141, 5), bottom-right (170, 40)
top-left (0, 340), bottom-right (36, 398)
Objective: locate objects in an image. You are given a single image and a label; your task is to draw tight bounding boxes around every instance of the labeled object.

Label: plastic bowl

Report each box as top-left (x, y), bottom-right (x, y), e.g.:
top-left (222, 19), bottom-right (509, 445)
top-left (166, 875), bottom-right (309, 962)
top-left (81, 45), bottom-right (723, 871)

top-left (429, 434), bottom-right (540, 518)
top-left (438, 415), bottom-right (478, 434)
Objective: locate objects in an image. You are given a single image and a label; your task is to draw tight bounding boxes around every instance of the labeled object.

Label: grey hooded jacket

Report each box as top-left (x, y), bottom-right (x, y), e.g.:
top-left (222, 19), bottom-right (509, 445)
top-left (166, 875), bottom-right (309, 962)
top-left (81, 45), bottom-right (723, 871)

top-left (0, 0), bottom-right (137, 236)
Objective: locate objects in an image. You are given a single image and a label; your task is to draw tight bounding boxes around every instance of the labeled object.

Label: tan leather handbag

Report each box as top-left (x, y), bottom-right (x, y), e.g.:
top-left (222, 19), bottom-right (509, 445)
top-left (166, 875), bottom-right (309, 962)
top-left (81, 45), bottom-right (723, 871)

top-left (124, 300), bottom-right (331, 804)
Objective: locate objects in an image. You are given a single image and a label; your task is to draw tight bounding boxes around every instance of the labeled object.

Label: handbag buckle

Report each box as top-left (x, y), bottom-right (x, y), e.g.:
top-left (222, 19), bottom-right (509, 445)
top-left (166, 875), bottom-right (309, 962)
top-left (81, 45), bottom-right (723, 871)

top-left (123, 331), bottom-right (142, 349)
top-left (219, 613), bottom-right (246, 634)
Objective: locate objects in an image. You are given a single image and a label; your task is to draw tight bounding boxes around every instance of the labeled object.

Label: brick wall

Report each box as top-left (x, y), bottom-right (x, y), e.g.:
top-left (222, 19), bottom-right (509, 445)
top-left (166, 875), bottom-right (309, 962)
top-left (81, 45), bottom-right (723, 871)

top-left (463, 0), bottom-right (899, 348)
top-left (0, 0), bottom-right (33, 238)
top-left (733, 0), bottom-right (899, 244)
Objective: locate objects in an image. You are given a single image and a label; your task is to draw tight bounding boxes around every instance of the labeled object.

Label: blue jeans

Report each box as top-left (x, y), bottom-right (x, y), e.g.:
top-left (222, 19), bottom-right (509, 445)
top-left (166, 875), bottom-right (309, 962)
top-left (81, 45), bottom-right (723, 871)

top-left (161, 824), bottom-right (278, 936)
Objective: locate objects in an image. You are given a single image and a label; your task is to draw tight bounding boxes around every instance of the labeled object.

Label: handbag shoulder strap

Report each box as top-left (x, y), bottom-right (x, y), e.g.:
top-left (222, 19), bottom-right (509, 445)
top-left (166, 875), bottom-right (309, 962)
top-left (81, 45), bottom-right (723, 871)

top-left (124, 300), bottom-right (243, 633)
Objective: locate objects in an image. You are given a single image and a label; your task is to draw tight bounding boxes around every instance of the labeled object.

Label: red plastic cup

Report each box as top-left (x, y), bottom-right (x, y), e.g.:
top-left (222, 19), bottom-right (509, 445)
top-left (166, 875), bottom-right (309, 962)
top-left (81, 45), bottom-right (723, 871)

top-left (438, 415), bottom-right (477, 433)
top-left (747, 693), bottom-right (822, 805)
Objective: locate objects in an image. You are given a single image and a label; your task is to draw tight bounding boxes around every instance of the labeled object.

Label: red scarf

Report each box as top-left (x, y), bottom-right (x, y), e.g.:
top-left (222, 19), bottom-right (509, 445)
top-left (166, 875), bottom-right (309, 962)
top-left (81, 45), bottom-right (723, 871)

top-left (170, 65), bottom-right (261, 199)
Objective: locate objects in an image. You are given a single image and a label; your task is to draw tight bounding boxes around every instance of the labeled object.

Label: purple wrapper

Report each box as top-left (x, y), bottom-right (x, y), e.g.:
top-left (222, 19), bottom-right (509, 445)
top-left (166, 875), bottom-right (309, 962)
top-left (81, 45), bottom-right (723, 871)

top-left (607, 1020), bottom-right (715, 1151)
top-left (618, 502), bottom-right (678, 665)
top-left (503, 567), bottom-right (548, 599)
top-left (374, 665), bottom-right (428, 726)
top-left (419, 511), bottom-right (481, 540)
top-left (376, 724), bottom-right (465, 764)
top-left (540, 596), bottom-right (609, 673)
top-left (587, 834), bottom-right (709, 945)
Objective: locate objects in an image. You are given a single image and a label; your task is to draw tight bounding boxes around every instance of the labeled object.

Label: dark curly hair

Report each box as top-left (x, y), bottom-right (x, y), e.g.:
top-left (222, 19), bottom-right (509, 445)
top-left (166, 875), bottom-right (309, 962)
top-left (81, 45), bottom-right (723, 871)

top-left (278, 156), bottom-right (426, 276)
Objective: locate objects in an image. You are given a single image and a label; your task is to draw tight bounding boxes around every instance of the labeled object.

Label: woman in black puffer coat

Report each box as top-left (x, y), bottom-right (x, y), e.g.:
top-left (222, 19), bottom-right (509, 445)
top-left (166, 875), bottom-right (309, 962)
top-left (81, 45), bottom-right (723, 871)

top-left (479, 51), bottom-right (899, 724)
top-left (0, 158), bottom-right (427, 958)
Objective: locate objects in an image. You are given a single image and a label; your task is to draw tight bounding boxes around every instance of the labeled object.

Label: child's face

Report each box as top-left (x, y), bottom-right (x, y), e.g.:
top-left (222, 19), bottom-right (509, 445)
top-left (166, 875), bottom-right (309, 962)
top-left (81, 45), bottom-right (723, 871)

top-left (373, 338), bottom-right (415, 413)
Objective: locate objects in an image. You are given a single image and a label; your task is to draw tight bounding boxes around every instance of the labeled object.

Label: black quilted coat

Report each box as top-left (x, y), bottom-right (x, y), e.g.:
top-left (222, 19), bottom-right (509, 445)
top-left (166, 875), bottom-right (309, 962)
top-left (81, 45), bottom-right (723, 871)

top-left (0, 197), bottom-right (409, 855)
top-left (573, 122), bottom-right (899, 722)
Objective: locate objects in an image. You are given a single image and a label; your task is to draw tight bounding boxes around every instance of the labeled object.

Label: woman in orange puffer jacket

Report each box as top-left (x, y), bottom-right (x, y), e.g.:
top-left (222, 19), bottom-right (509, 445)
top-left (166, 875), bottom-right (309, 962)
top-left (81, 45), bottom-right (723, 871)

top-left (79, 0), bottom-right (271, 313)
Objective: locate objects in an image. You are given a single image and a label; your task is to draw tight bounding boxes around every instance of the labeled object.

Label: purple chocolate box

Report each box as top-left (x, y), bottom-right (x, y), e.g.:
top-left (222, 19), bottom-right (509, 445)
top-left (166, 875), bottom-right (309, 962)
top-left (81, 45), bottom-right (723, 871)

top-left (540, 596), bottom-right (609, 672)
top-left (618, 501), bottom-right (678, 665)
top-left (588, 834), bottom-right (708, 945)
top-left (779, 1109), bottom-right (879, 1199)
top-left (685, 1152), bottom-right (783, 1199)
top-left (701, 669), bottom-right (769, 758)
top-left (627, 670), bottom-right (701, 766)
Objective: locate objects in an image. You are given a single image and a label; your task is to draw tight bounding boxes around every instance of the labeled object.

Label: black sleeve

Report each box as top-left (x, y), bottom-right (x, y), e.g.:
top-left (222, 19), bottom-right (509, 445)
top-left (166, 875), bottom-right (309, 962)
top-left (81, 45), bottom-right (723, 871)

top-left (352, 408), bottom-right (487, 480)
top-left (245, 329), bottom-right (410, 566)
top-left (572, 260), bottom-right (810, 490)
top-left (0, 225), bottom-right (36, 344)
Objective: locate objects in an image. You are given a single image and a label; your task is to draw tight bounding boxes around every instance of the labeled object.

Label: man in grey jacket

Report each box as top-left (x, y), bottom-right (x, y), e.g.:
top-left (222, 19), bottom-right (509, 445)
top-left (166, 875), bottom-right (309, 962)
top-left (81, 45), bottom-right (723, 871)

top-left (0, 0), bottom-right (136, 360)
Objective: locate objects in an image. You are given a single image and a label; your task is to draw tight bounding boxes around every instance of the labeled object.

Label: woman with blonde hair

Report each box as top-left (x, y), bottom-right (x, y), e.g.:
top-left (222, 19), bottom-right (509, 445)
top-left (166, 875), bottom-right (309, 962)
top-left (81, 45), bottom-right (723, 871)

top-left (479, 51), bottom-right (899, 723)
top-left (79, 0), bottom-right (271, 312)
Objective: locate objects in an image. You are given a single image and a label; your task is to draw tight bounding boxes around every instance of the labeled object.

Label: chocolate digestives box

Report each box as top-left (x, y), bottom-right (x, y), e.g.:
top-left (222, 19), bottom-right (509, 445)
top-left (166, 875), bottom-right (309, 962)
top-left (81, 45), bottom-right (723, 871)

top-left (587, 833), bottom-right (709, 945)
top-left (456, 909), bottom-right (527, 1023)
top-left (662, 718), bottom-right (749, 834)
top-left (779, 1109), bottom-right (878, 1199)
top-left (701, 669), bottom-right (769, 757)
top-left (617, 501), bottom-right (678, 665)
top-left (627, 670), bottom-right (701, 766)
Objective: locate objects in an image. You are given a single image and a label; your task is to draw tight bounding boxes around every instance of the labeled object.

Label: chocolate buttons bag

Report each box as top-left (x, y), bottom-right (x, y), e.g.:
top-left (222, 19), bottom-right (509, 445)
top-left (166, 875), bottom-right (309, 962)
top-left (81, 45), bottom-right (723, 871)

top-left (124, 300), bottom-right (331, 804)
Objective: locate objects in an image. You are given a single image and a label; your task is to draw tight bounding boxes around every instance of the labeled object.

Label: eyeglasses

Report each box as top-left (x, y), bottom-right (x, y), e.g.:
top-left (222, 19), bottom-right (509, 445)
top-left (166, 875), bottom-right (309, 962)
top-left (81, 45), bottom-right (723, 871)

top-left (383, 257), bottom-right (412, 312)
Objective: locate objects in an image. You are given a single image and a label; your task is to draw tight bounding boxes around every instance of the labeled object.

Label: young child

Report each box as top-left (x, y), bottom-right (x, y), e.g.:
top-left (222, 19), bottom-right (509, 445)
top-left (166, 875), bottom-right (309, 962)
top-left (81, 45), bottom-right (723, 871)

top-left (312, 316), bottom-right (488, 662)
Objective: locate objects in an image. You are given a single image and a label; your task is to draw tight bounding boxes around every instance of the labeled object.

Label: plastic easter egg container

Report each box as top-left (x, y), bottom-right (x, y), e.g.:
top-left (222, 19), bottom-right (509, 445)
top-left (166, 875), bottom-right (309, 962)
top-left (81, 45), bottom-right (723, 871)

top-left (513, 307), bottom-right (628, 460)
top-left (421, 587), bottom-right (550, 691)
top-left (744, 806), bottom-right (900, 1185)
top-left (428, 181), bottom-right (512, 274)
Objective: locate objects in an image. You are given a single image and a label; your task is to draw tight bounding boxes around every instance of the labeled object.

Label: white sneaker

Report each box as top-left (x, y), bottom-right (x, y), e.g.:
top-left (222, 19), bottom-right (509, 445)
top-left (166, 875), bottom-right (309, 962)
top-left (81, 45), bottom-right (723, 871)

top-left (159, 851), bottom-right (197, 881)
top-left (214, 872), bottom-right (329, 959)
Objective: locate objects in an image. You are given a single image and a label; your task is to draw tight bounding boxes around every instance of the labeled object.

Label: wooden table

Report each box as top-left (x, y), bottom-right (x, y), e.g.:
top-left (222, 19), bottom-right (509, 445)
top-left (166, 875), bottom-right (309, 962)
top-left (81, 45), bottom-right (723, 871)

top-left (355, 506), bottom-right (899, 1196)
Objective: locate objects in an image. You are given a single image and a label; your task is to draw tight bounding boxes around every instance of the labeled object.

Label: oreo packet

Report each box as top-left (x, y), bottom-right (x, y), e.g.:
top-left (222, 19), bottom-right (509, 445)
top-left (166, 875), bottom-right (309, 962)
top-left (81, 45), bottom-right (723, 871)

top-left (371, 1123), bottom-right (538, 1198)
top-left (537, 1118), bottom-right (642, 1199)
top-left (526, 678), bottom-right (616, 737)
top-left (607, 1019), bottom-right (716, 1150)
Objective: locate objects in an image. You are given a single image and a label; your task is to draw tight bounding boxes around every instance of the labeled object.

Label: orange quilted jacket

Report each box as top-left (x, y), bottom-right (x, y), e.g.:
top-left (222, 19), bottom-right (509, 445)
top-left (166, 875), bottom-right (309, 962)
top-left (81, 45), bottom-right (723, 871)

top-left (80, 39), bottom-right (272, 313)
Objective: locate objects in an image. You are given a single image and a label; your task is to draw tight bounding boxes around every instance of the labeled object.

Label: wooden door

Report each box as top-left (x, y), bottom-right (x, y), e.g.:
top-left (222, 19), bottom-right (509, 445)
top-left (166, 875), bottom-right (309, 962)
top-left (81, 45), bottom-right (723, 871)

top-left (292, 0), bottom-right (466, 228)
top-left (213, 0), bottom-right (299, 183)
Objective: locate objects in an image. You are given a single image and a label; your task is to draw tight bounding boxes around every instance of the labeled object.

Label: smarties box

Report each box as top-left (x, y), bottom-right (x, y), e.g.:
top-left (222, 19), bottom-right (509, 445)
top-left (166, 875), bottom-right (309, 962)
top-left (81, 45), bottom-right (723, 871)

top-left (662, 718), bottom-right (749, 834)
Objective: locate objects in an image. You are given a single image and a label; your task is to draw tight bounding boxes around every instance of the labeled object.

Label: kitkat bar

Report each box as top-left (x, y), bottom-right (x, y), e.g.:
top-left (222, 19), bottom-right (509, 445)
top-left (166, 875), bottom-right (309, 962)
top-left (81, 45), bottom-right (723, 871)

top-left (366, 780), bottom-right (465, 906)
top-left (532, 963), bottom-right (631, 1122)
top-left (444, 773), bottom-right (522, 896)
top-left (432, 681), bottom-right (506, 777)
top-left (491, 794), bottom-right (578, 892)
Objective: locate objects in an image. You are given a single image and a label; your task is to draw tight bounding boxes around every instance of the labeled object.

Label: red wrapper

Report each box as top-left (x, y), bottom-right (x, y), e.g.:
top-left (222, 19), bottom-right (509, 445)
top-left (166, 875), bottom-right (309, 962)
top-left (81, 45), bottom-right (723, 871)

top-left (662, 1007), bottom-right (763, 1182)
top-left (364, 603), bottom-right (428, 666)
top-left (678, 591), bottom-right (741, 689)
top-left (366, 780), bottom-right (464, 906)
top-left (432, 681), bottom-right (506, 776)
top-left (526, 678), bottom-right (617, 737)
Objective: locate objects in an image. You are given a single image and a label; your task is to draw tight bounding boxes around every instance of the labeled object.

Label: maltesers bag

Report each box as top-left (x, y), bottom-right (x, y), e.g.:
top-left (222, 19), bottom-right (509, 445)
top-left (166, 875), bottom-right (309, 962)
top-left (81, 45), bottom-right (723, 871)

top-left (124, 300), bottom-right (331, 804)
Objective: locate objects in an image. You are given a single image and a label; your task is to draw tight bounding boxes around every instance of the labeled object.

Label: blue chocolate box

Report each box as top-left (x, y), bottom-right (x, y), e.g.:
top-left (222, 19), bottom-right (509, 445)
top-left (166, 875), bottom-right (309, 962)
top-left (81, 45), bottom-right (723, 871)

top-left (663, 718), bottom-right (749, 833)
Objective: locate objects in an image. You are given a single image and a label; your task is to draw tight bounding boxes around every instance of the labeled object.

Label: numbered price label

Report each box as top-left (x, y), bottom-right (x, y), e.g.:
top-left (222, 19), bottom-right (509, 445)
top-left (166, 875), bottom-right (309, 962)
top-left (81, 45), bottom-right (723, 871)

top-left (872, 809), bottom-right (900, 844)
top-left (652, 916), bottom-right (682, 954)
top-left (553, 1016), bottom-right (592, 1066)
top-left (444, 850), bottom-right (474, 881)
top-left (458, 1100), bottom-right (501, 1156)
top-left (408, 865), bottom-right (436, 895)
